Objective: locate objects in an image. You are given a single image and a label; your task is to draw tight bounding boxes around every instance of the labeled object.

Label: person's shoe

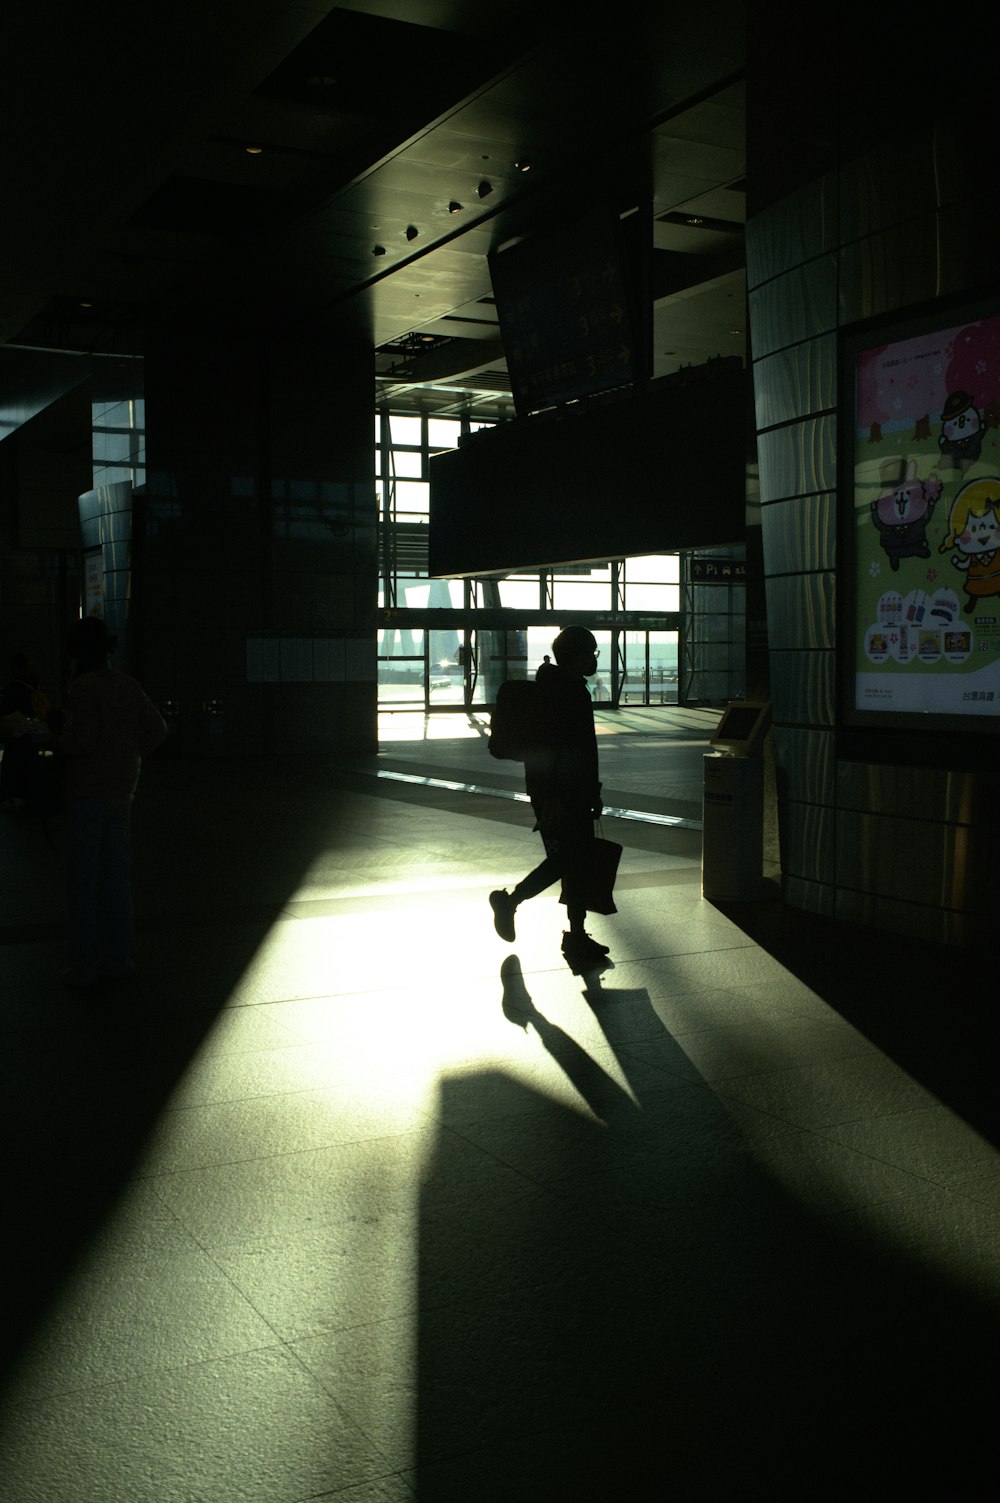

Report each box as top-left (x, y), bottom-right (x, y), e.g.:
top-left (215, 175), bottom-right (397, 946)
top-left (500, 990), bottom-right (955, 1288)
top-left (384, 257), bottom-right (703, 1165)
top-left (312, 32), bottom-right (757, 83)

top-left (561, 932), bottom-right (611, 971)
top-left (489, 890), bottom-right (517, 943)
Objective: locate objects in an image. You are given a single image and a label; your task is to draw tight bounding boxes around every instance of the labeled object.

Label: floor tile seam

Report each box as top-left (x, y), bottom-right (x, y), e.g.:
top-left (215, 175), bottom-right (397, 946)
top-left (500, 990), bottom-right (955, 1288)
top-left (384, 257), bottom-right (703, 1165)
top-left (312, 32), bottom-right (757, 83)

top-left (812, 1103), bottom-right (1000, 1172)
top-left (556, 940), bottom-right (765, 972)
top-left (431, 1119), bottom-right (581, 1197)
top-left (259, 1324), bottom-right (398, 1455)
top-left (6, 1335), bottom-right (338, 1415)
top-left (134, 1119), bottom-right (438, 1174)
top-left (705, 1078), bottom-right (939, 1135)
top-left (134, 1123), bottom-right (442, 1185)
top-left (222, 972), bottom-right (577, 1008)
top-left (801, 1124), bottom-right (995, 1199)
top-left (659, 1034), bottom-right (888, 1086)
top-left (625, 1010), bottom-right (876, 1048)
top-left (590, 1046), bottom-right (709, 1093)
top-left (145, 1082), bottom-right (439, 1125)
top-left (588, 1006), bottom-right (847, 1053)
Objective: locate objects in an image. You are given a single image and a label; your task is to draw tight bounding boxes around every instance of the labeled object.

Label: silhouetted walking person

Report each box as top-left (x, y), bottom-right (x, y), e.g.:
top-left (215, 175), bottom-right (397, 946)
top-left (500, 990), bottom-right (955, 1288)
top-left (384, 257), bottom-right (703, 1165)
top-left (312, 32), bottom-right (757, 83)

top-left (490, 626), bottom-right (609, 970)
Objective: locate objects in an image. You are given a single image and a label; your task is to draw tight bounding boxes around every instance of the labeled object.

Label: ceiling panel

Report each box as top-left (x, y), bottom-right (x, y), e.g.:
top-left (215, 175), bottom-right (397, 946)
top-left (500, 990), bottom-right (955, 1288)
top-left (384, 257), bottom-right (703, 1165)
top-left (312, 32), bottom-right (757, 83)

top-left (2, 1), bottom-right (748, 423)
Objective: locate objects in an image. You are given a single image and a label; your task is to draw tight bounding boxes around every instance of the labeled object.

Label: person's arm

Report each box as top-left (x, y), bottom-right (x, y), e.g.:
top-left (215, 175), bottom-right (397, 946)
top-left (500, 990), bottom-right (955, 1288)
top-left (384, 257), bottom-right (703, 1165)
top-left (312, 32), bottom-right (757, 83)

top-left (136, 689), bottom-right (168, 756)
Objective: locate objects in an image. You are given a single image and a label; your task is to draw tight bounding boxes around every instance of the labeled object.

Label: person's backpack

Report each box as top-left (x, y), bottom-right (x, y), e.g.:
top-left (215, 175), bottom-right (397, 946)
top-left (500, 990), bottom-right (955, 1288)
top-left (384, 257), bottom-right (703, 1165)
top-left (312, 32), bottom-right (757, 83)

top-left (488, 679), bottom-right (549, 761)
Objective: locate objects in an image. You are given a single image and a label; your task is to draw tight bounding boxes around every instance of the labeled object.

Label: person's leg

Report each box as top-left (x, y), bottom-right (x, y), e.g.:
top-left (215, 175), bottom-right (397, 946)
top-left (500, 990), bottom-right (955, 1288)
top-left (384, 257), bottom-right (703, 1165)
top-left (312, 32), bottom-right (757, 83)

top-left (511, 844), bottom-right (562, 903)
top-left (558, 818), bottom-right (610, 967)
top-left (558, 816), bottom-right (594, 936)
top-left (490, 834), bottom-right (561, 942)
top-left (65, 799), bottom-right (103, 984)
top-left (490, 798), bottom-right (565, 941)
top-left (100, 800), bottom-right (135, 976)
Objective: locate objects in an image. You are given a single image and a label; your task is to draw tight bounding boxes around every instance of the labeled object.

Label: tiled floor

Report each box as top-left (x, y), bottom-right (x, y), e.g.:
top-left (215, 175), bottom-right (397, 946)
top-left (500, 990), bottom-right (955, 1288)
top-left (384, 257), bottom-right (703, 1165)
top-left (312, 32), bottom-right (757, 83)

top-left (1, 709), bottom-right (998, 1500)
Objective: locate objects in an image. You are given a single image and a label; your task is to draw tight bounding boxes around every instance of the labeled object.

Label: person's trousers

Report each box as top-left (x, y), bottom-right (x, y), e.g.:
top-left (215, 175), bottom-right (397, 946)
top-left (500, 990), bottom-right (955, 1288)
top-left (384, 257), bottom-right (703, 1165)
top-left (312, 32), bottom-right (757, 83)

top-left (67, 798), bottom-right (133, 977)
top-left (515, 805), bottom-right (595, 919)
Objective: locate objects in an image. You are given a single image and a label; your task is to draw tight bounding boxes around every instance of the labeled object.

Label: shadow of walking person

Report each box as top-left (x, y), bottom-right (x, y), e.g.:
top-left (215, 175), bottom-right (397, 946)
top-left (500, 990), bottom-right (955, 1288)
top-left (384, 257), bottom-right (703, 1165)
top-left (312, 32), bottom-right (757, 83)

top-left (500, 955), bottom-right (638, 1126)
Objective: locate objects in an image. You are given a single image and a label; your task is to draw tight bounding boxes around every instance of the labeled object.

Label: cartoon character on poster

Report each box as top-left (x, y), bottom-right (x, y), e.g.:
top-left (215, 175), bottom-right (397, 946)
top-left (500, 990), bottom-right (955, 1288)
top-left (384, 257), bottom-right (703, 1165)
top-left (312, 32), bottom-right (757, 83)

top-left (938, 390), bottom-right (985, 466)
top-left (869, 460), bottom-right (942, 572)
top-left (938, 476), bottom-right (1000, 614)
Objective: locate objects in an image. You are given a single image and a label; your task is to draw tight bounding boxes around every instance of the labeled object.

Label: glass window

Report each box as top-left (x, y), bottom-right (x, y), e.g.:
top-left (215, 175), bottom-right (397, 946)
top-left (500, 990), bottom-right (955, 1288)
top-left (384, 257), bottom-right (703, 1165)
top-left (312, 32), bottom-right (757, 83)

top-left (378, 627), bottom-right (424, 656)
top-left (424, 579), bottom-right (465, 607)
top-left (550, 579), bottom-right (616, 610)
top-left (395, 579), bottom-right (432, 608)
top-left (94, 465), bottom-right (134, 488)
top-left (389, 414), bottom-right (422, 445)
top-left (388, 449), bottom-right (423, 478)
top-left (428, 418), bottom-right (461, 450)
top-left (626, 581), bottom-right (680, 611)
top-left (393, 480), bottom-right (429, 515)
top-left (626, 553), bottom-right (679, 583)
top-left (93, 432), bottom-right (132, 463)
top-left (495, 578), bottom-right (541, 608)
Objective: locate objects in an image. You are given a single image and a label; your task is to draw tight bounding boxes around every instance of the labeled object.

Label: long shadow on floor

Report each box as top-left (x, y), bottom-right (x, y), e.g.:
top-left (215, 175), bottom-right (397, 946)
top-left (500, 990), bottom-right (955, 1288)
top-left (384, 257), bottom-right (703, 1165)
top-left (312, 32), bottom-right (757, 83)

top-left (414, 958), bottom-right (999, 1498)
top-left (0, 756), bottom-right (363, 1381)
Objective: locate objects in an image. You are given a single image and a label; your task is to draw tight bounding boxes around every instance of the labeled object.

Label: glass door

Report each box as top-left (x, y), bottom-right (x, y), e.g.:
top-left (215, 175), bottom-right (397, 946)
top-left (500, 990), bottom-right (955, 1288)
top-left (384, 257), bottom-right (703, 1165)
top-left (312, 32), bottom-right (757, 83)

top-left (620, 630), bottom-right (678, 704)
top-left (428, 629), bottom-right (465, 707)
top-left (377, 625), bottom-right (425, 707)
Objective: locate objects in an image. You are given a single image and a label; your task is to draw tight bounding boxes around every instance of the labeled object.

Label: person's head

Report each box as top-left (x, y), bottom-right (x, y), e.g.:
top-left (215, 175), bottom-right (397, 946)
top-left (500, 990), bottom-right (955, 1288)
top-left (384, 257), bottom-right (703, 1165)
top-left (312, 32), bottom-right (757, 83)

top-left (552, 626), bottom-right (598, 677)
top-left (67, 616), bottom-right (116, 675)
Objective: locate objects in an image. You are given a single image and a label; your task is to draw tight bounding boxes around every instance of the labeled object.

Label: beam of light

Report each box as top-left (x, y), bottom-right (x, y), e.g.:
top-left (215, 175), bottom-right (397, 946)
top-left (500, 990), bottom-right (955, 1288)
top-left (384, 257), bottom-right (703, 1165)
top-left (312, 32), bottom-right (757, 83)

top-left (373, 769), bottom-right (702, 829)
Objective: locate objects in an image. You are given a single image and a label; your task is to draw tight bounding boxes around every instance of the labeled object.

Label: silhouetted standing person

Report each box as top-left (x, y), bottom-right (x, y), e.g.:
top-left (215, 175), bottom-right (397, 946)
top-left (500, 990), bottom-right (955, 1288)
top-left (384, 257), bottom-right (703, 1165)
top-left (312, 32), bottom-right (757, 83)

top-left (56, 617), bottom-right (166, 989)
top-left (490, 626), bottom-right (609, 970)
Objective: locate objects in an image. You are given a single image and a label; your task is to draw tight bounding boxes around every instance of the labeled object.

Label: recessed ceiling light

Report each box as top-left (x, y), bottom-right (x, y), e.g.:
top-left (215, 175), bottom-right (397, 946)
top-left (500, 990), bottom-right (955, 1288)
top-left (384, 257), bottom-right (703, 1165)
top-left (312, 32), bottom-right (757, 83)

top-left (245, 144), bottom-right (264, 155)
top-left (515, 159), bottom-right (533, 173)
top-left (448, 201), bottom-right (463, 214)
top-left (373, 245), bottom-right (386, 256)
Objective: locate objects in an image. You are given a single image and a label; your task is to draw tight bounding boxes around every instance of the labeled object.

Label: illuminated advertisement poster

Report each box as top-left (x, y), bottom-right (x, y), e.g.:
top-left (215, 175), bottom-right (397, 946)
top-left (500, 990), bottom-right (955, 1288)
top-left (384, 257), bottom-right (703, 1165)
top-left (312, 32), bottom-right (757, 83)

top-left (83, 548), bottom-right (105, 618)
top-left (851, 307), bottom-right (1000, 723)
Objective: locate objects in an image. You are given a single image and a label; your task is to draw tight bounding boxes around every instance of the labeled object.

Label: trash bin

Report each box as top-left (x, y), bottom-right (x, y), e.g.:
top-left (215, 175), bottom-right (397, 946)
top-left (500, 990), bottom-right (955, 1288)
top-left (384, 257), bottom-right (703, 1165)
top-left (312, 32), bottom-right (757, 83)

top-left (702, 752), bottom-right (765, 901)
top-left (701, 700), bottom-right (771, 902)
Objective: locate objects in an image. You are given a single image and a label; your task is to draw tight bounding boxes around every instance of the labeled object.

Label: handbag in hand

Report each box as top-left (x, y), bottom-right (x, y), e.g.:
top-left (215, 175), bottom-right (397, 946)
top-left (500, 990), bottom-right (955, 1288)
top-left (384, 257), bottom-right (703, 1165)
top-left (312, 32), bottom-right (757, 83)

top-left (559, 829), bottom-right (622, 915)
